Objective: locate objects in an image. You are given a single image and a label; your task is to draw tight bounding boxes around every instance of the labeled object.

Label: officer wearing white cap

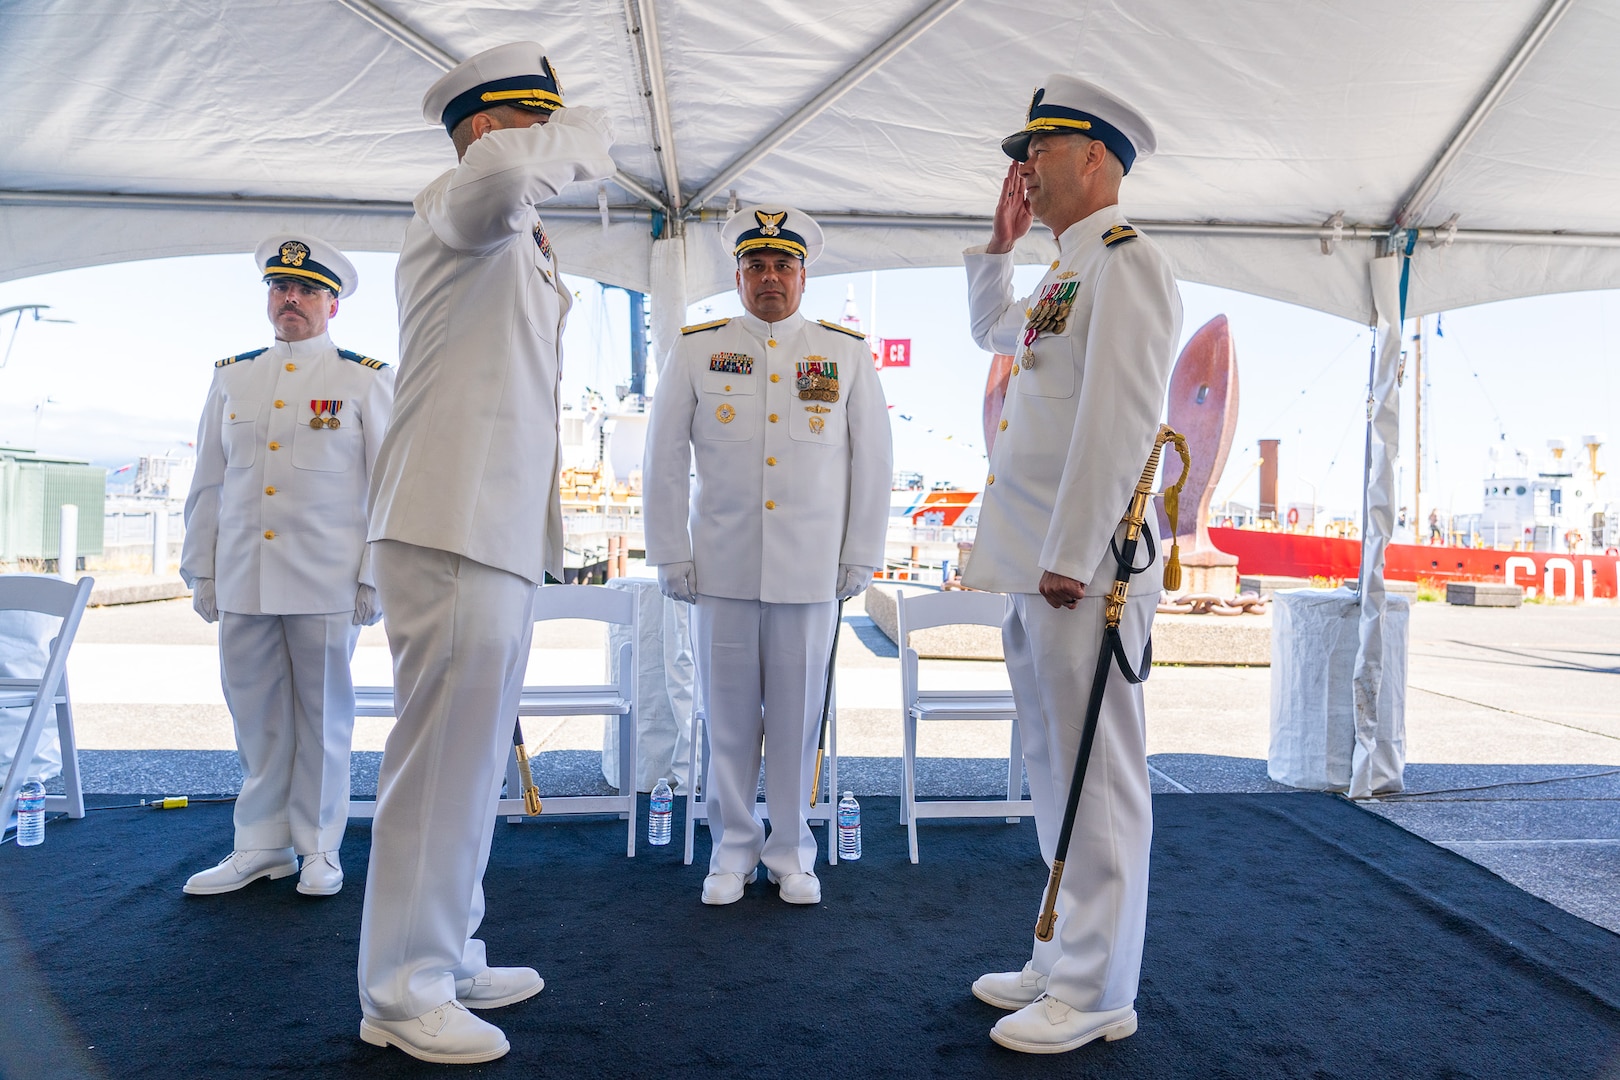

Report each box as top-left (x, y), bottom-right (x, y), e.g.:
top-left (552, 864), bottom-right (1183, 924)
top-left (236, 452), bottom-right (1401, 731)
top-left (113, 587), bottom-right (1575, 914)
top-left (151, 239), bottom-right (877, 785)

top-left (357, 41), bottom-right (615, 1066)
top-left (960, 75), bottom-right (1181, 1053)
top-left (179, 235), bottom-right (394, 900)
top-left (643, 206), bottom-right (892, 908)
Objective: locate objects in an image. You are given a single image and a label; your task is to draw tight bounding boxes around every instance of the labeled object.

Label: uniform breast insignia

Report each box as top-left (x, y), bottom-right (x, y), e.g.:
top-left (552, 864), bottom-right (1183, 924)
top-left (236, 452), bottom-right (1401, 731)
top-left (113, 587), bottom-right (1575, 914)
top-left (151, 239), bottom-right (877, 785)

top-left (1020, 280), bottom-right (1080, 368)
top-left (339, 349), bottom-right (389, 369)
top-left (309, 400), bottom-right (343, 429)
top-left (715, 403), bottom-right (736, 424)
top-left (682, 318), bottom-right (731, 335)
top-left (816, 319), bottom-right (866, 340)
top-left (709, 352), bottom-right (754, 375)
top-left (214, 347), bottom-right (269, 369)
top-left (532, 221), bottom-right (553, 260)
top-left (1102, 223), bottom-right (1139, 247)
top-left (795, 359), bottom-right (839, 402)
top-left (1056, 270), bottom-right (1078, 279)
top-left (804, 403), bottom-right (831, 435)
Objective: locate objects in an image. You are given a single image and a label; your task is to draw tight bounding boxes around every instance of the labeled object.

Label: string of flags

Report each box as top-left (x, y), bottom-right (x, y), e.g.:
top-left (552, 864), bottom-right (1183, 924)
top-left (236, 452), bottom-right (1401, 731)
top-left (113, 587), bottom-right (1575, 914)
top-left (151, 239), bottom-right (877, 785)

top-left (886, 405), bottom-right (985, 457)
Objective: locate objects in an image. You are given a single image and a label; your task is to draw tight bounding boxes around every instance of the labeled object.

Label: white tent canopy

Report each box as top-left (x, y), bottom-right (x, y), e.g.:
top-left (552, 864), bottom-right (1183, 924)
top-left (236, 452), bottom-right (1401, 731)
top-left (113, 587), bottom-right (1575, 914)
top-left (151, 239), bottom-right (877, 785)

top-left (4, 0), bottom-right (1620, 328)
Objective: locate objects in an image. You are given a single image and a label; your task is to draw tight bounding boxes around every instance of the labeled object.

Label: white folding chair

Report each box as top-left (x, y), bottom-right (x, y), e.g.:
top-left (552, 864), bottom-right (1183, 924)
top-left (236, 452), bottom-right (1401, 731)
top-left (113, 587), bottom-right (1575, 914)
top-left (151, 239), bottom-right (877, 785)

top-left (897, 588), bottom-right (1030, 863)
top-left (682, 625), bottom-right (841, 867)
top-left (352, 583), bottom-right (640, 856)
top-left (0, 575), bottom-right (93, 824)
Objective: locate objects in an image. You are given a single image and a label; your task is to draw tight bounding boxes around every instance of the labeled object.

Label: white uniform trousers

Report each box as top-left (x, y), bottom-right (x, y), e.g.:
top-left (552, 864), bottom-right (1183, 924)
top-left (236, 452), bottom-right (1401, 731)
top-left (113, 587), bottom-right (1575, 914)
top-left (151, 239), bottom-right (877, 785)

top-left (1003, 587), bottom-right (1156, 1012)
top-left (358, 540), bottom-right (537, 1021)
top-left (218, 611), bottom-right (360, 855)
top-left (691, 595), bottom-right (837, 878)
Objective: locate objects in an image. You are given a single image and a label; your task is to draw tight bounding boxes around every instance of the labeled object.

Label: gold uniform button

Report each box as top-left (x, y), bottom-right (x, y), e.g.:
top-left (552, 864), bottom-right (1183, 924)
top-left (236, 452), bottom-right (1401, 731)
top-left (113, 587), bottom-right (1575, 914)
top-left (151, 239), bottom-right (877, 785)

top-left (724, 384), bottom-right (731, 391)
top-left (274, 399), bottom-right (285, 409)
top-left (768, 339), bottom-right (777, 347)
top-left (1025, 308), bottom-right (1034, 319)
top-left (268, 441), bottom-right (280, 451)
top-left (1011, 364), bottom-right (1020, 376)
top-left (228, 412), bottom-right (236, 419)
top-left (765, 500), bottom-right (776, 510)
top-left (770, 373), bottom-right (780, 383)
top-left (769, 413), bottom-right (779, 423)
top-left (999, 419), bottom-right (1008, 431)
top-left (284, 362), bottom-right (297, 372)
top-left (263, 530), bottom-right (276, 540)
top-left (1050, 260), bottom-right (1060, 270)
top-left (766, 457), bottom-right (777, 466)
top-left (265, 486), bottom-right (276, 496)
top-left (987, 475), bottom-right (995, 486)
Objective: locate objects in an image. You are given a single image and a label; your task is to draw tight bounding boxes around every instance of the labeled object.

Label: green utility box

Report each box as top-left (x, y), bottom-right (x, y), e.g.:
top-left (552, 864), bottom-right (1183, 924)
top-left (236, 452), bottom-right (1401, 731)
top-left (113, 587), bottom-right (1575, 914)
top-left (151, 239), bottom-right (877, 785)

top-left (0, 447), bottom-right (107, 561)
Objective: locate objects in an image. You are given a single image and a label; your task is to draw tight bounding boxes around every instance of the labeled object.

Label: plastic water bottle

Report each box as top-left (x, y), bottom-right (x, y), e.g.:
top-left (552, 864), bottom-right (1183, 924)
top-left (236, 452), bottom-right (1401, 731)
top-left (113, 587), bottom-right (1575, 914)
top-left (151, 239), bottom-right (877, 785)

top-left (14, 780), bottom-right (46, 847)
top-left (837, 790), bottom-right (861, 861)
top-left (648, 777), bottom-right (673, 846)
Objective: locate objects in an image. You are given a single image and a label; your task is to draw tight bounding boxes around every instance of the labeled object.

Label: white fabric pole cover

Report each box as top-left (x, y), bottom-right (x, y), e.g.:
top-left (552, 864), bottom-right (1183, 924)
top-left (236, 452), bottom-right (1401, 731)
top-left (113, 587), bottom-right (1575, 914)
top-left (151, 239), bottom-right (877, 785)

top-left (1269, 587), bottom-right (1409, 791)
top-left (1350, 254), bottom-right (1408, 797)
top-left (647, 235), bottom-right (689, 376)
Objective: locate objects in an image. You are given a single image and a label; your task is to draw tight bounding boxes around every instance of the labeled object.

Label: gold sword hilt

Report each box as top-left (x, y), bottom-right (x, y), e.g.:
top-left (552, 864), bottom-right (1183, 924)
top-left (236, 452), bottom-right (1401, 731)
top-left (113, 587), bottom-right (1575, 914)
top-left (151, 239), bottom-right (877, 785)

top-left (1035, 859), bottom-right (1065, 942)
top-left (1105, 425), bottom-right (1193, 627)
top-left (514, 738), bottom-right (542, 816)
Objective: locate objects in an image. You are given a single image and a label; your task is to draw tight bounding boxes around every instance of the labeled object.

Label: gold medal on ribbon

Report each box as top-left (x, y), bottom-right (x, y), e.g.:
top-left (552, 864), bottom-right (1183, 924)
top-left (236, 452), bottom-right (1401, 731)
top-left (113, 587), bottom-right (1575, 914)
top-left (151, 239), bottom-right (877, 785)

top-left (309, 416), bottom-right (324, 429)
top-left (326, 401), bottom-right (343, 429)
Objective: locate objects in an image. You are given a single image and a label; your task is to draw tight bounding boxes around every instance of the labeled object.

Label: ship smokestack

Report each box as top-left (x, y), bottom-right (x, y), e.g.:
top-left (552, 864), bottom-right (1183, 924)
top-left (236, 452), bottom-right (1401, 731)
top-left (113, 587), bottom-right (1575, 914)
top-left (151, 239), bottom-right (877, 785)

top-left (1259, 438), bottom-right (1280, 522)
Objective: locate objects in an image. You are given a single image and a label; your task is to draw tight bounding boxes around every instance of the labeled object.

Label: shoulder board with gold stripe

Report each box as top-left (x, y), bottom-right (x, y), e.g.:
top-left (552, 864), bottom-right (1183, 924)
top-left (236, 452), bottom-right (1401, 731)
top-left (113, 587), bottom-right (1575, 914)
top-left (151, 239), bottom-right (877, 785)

top-left (214, 347), bottom-right (269, 369)
top-left (817, 319), bottom-right (866, 340)
top-left (1102, 224), bottom-right (1139, 248)
top-left (681, 318), bottom-right (731, 335)
top-left (339, 348), bottom-right (389, 370)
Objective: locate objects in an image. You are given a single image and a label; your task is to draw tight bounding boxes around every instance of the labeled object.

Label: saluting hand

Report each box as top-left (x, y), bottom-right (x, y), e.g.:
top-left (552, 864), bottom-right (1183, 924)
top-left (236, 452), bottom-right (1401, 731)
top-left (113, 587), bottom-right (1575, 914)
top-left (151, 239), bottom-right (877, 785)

top-left (987, 162), bottom-right (1033, 255)
top-left (1038, 570), bottom-right (1086, 610)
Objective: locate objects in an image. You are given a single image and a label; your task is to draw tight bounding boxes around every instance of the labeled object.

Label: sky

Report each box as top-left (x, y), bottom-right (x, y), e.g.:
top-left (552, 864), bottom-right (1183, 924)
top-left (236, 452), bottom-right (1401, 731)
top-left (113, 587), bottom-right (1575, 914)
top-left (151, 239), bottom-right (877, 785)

top-left (1, 252), bottom-right (1616, 519)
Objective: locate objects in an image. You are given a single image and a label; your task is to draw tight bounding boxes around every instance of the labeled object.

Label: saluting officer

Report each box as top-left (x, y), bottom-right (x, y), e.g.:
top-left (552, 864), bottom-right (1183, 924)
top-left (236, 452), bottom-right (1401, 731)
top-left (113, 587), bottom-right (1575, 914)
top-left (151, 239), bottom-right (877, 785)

top-left (180, 235), bottom-right (394, 899)
top-left (357, 41), bottom-right (615, 1065)
top-left (643, 206), bottom-right (892, 907)
top-left (960, 76), bottom-right (1181, 1053)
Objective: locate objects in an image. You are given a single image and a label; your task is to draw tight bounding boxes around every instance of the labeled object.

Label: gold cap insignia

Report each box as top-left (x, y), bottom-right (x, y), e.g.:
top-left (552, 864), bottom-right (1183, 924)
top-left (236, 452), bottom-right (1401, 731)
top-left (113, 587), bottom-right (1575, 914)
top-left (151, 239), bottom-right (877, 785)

top-left (278, 241), bottom-right (309, 267)
top-left (755, 210), bottom-right (787, 237)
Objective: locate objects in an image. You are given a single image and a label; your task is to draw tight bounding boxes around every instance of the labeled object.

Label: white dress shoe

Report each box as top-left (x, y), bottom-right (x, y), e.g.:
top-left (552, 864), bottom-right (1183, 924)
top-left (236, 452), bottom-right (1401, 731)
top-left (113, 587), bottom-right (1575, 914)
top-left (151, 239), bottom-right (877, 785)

top-left (360, 1000), bottom-right (509, 1064)
top-left (701, 869), bottom-right (757, 905)
top-left (296, 850), bottom-right (343, 896)
top-left (766, 869), bottom-right (821, 905)
top-left (973, 961), bottom-right (1049, 1010)
top-left (182, 848), bottom-right (298, 895)
top-left (455, 966), bottom-right (544, 1010)
top-left (990, 995), bottom-right (1137, 1054)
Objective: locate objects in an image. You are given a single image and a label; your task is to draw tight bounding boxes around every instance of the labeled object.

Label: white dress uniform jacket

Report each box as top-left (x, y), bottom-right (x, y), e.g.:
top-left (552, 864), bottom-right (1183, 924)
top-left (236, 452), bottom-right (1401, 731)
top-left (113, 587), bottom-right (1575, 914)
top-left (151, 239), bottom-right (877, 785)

top-left (961, 206), bottom-right (1180, 593)
top-left (643, 313), bottom-right (892, 602)
top-left (367, 107), bottom-right (615, 585)
top-left (182, 331), bottom-right (395, 612)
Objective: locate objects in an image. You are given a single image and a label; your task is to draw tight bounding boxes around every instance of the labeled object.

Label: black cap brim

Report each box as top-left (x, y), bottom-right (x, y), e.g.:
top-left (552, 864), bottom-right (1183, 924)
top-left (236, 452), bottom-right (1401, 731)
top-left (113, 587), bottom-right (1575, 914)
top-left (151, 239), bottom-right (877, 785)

top-left (1001, 130), bottom-right (1034, 162)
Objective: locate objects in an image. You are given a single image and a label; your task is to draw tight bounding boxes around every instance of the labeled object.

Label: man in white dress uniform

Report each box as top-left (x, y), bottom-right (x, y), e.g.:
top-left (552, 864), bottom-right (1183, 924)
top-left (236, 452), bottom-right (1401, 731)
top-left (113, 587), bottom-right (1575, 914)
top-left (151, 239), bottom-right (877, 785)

top-left (643, 206), bottom-right (892, 907)
top-left (180, 235), bottom-right (394, 899)
top-left (960, 76), bottom-right (1181, 1054)
top-left (355, 42), bottom-right (615, 1065)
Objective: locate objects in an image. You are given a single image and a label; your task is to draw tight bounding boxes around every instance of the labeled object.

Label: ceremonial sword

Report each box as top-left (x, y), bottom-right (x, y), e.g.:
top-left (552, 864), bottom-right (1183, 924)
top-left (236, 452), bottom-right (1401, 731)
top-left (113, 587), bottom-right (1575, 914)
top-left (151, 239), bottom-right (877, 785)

top-left (1035, 424), bottom-right (1190, 942)
top-left (513, 721), bottom-right (542, 816)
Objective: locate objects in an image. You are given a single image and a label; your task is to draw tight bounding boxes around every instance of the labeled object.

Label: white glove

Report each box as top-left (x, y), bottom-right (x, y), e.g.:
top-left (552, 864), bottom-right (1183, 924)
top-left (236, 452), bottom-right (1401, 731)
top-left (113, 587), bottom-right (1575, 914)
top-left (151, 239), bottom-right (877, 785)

top-left (191, 578), bottom-right (218, 623)
top-left (551, 104), bottom-right (615, 143)
top-left (836, 564), bottom-right (876, 601)
top-left (657, 561), bottom-right (698, 604)
top-left (353, 583), bottom-right (381, 626)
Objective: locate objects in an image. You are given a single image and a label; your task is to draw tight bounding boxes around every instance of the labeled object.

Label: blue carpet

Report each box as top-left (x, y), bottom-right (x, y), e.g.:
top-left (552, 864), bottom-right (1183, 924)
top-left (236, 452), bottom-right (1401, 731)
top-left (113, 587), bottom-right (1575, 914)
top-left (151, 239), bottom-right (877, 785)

top-left (1, 793), bottom-right (1617, 1079)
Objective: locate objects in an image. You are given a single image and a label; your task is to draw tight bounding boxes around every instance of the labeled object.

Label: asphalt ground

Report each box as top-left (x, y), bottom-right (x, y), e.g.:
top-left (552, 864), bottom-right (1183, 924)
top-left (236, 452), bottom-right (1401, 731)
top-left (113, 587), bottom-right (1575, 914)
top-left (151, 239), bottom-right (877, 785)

top-left (37, 589), bottom-right (1620, 934)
